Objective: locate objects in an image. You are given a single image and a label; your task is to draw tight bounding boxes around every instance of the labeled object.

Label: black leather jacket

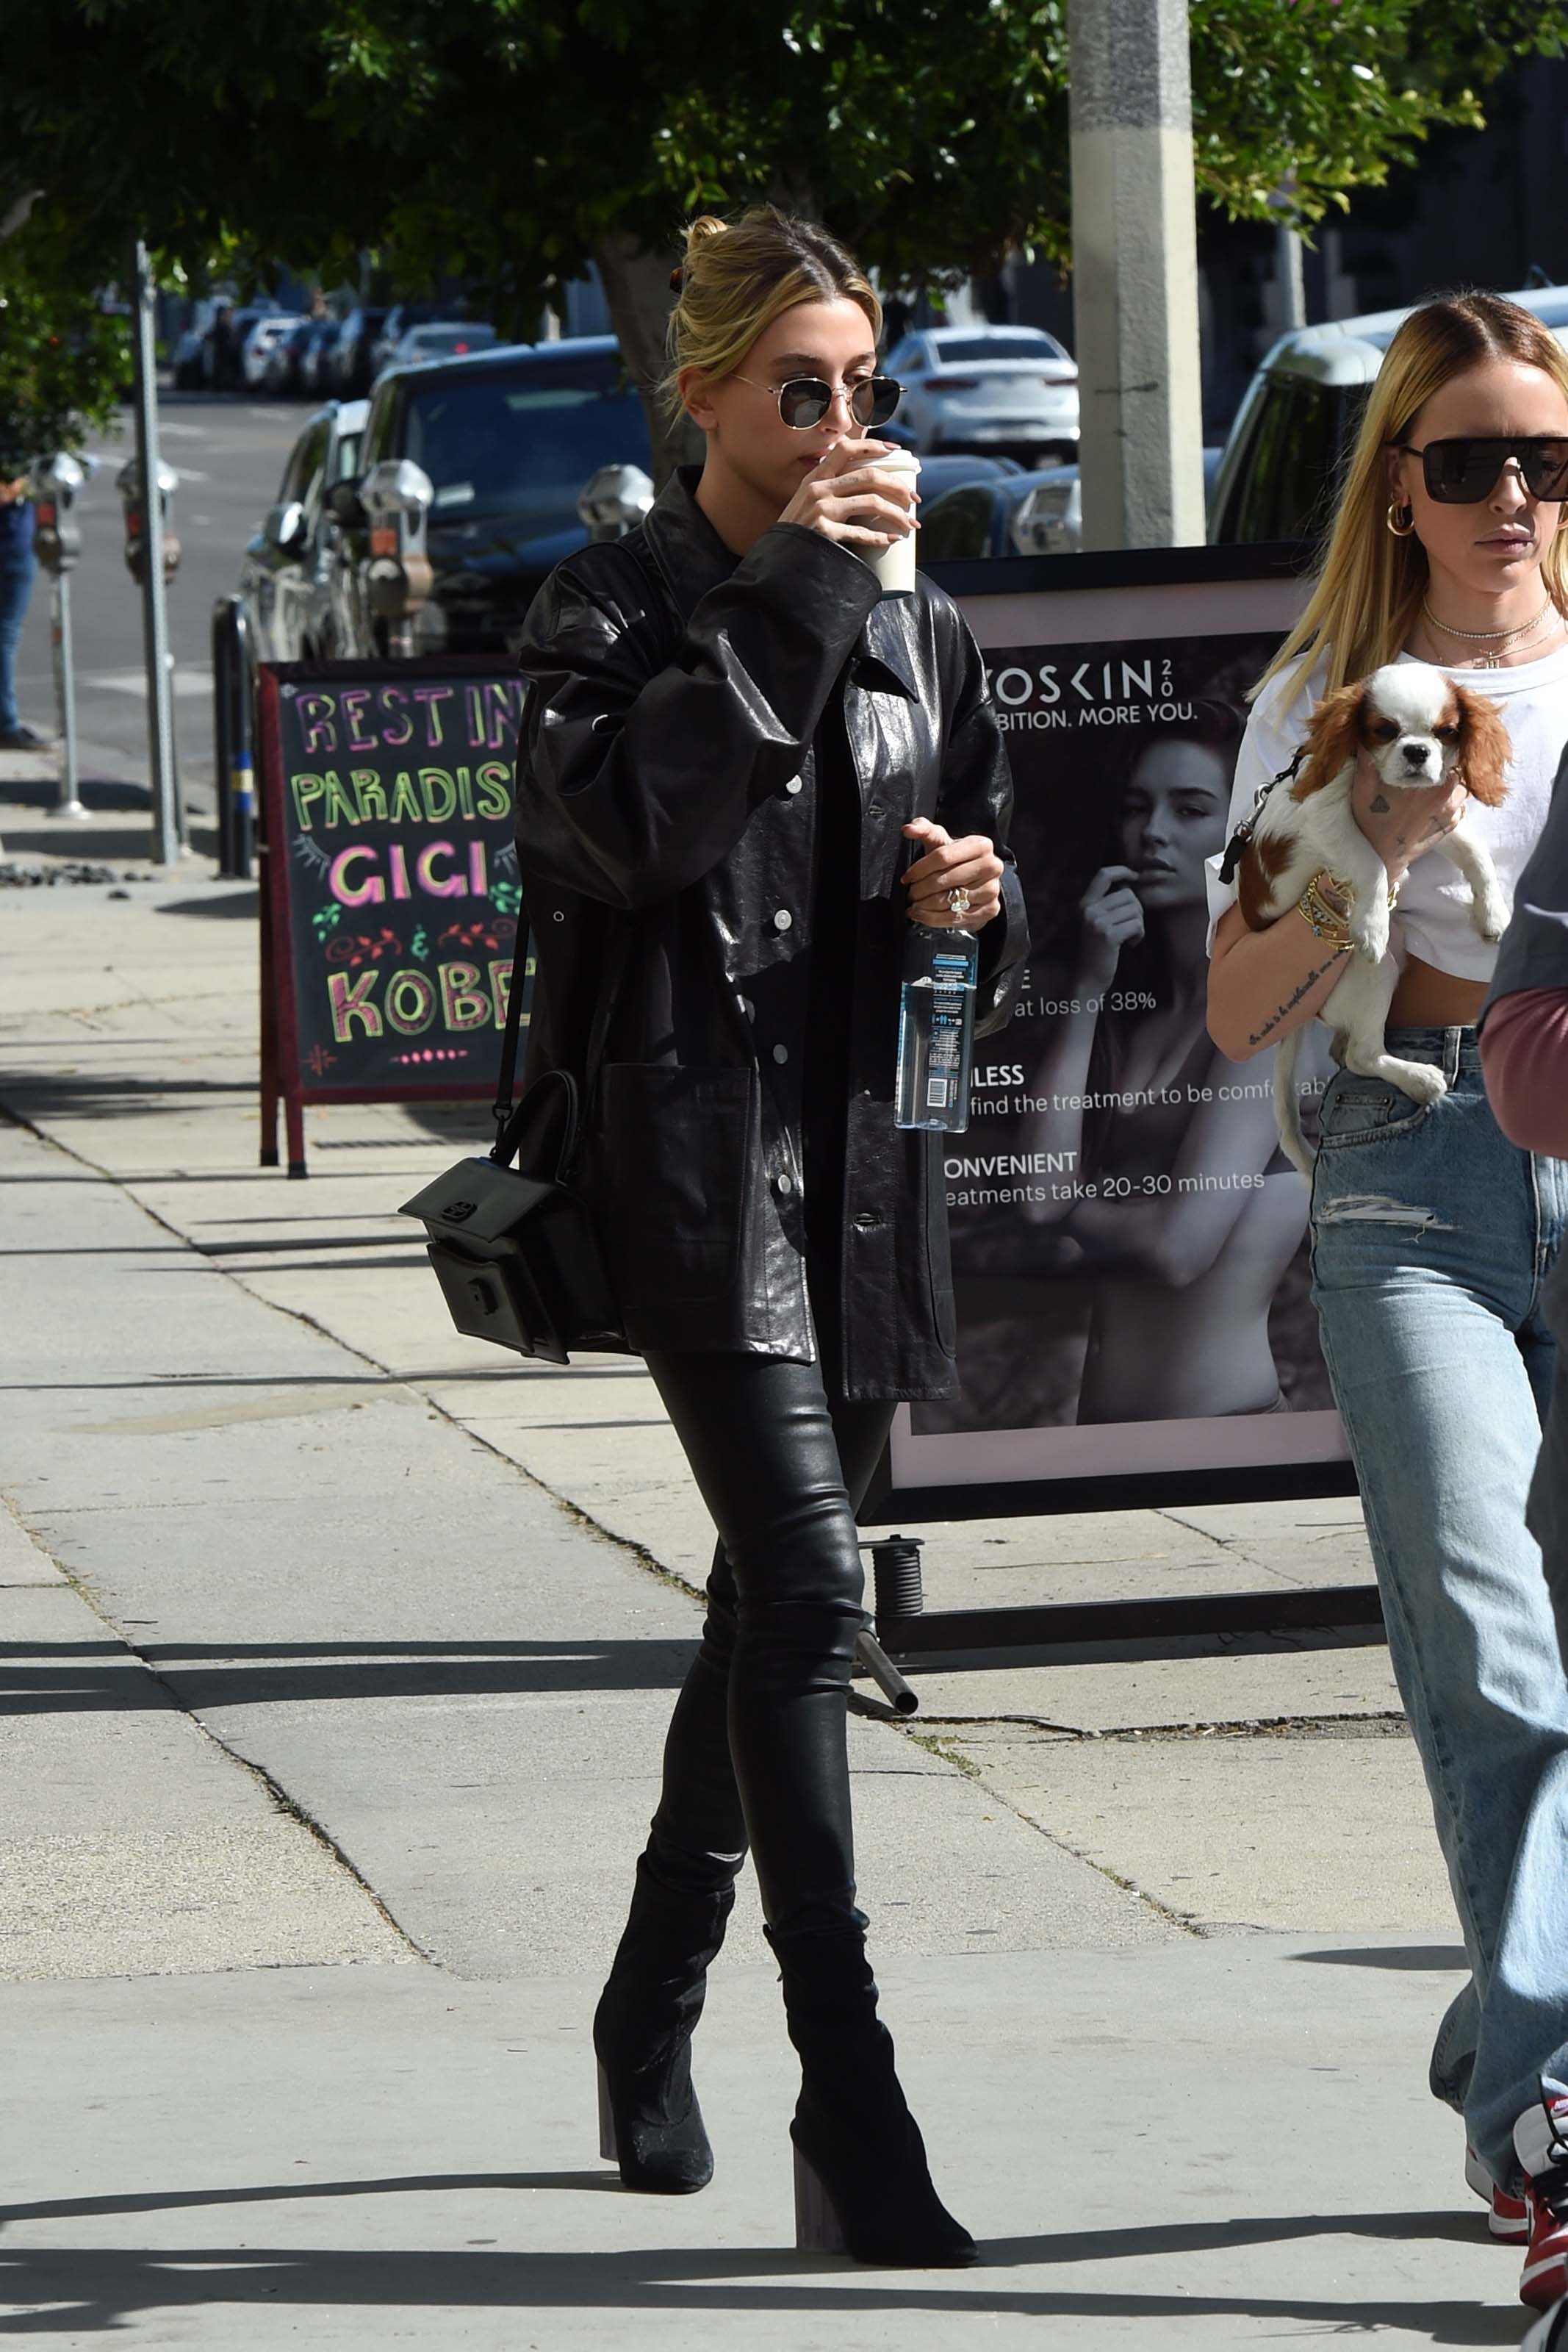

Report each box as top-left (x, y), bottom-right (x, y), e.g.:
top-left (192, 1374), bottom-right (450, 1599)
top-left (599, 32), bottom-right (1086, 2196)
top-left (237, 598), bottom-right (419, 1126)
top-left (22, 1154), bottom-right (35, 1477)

top-left (514, 466), bottom-right (1026, 1399)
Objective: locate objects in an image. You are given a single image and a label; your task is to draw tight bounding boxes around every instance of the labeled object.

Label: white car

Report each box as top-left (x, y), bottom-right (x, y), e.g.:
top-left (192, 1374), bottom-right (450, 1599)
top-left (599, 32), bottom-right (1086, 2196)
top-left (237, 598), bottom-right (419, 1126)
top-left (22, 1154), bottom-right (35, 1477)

top-left (242, 315), bottom-right (303, 390)
top-left (379, 321), bottom-right (498, 379)
top-left (882, 325), bottom-right (1079, 466)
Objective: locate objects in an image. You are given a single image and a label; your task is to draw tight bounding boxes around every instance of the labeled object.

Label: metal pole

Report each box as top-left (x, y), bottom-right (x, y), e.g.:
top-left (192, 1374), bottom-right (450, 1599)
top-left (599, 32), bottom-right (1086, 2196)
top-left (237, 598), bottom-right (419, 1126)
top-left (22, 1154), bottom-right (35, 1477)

top-left (50, 571), bottom-right (87, 820)
top-left (1068, 0), bottom-right (1206, 550)
top-left (1276, 223), bottom-right (1308, 334)
top-left (130, 234), bottom-right (181, 862)
top-left (231, 602), bottom-right (255, 879)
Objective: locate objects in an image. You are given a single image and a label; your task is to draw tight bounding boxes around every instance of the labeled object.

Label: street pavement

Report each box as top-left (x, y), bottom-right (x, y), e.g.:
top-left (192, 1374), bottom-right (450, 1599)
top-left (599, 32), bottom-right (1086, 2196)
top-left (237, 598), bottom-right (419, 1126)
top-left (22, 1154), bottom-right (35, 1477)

top-left (0, 850), bottom-right (1543, 2344)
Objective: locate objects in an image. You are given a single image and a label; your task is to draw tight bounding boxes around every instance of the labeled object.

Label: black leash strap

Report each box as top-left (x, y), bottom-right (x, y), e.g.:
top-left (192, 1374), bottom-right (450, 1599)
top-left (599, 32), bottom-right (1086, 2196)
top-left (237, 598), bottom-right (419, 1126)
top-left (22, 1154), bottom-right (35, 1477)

top-left (1218, 747), bottom-right (1307, 886)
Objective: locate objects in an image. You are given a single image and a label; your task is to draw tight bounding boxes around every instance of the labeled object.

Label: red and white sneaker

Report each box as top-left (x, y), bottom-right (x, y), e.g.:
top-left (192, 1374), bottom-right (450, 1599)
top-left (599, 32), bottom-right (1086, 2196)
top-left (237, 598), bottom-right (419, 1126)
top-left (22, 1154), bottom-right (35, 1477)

top-left (1517, 2089), bottom-right (1568, 2308)
top-left (1523, 2298), bottom-right (1568, 2351)
top-left (1465, 2141), bottom-right (1531, 2241)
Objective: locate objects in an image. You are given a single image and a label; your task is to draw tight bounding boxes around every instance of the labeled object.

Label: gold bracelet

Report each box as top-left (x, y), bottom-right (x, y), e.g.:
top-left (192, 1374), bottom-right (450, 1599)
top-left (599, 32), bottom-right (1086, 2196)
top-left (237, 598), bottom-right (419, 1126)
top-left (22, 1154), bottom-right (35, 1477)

top-left (1297, 876), bottom-right (1353, 948)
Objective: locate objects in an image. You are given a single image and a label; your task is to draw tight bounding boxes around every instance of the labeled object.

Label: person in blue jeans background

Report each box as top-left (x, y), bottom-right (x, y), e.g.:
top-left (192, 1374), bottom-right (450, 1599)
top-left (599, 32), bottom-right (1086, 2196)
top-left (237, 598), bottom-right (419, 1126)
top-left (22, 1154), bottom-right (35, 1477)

top-left (0, 465), bottom-right (44, 751)
top-left (1207, 290), bottom-right (1568, 2317)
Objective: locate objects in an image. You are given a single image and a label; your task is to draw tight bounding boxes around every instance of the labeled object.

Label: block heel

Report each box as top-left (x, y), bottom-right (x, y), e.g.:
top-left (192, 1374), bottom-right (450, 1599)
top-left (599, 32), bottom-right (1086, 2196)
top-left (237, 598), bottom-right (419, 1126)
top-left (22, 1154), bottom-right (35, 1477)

top-left (794, 2143), bottom-right (846, 2254)
top-left (597, 2061), bottom-right (618, 2163)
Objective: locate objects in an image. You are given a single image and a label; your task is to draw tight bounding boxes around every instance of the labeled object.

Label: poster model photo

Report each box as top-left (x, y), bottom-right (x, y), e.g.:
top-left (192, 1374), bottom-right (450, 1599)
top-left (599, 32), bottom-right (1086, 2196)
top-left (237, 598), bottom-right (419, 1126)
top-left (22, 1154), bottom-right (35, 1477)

top-left (878, 548), bottom-right (1351, 1519)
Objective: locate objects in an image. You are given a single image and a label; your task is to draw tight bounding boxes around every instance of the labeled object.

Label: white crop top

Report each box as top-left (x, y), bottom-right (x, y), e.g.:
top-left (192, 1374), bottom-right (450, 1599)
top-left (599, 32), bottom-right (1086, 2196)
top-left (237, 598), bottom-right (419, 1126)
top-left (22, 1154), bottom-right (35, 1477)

top-left (1205, 642), bottom-right (1568, 981)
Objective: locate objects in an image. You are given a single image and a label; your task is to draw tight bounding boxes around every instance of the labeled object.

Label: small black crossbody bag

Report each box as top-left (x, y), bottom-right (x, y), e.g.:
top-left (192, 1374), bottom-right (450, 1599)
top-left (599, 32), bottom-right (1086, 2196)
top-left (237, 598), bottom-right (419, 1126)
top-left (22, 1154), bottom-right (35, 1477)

top-left (398, 931), bottom-right (633, 1366)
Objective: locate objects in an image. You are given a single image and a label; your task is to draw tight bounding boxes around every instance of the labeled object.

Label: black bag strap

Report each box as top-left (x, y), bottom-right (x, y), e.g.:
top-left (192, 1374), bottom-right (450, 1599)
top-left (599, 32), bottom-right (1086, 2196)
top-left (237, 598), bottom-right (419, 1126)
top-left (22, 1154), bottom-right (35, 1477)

top-left (489, 924), bottom-right (631, 1176)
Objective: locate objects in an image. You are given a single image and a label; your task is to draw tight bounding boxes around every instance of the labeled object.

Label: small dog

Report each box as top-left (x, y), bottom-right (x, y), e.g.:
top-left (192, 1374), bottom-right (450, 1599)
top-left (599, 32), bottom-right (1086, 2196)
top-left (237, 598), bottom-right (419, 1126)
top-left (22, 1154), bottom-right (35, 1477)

top-left (1235, 662), bottom-right (1511, 1176)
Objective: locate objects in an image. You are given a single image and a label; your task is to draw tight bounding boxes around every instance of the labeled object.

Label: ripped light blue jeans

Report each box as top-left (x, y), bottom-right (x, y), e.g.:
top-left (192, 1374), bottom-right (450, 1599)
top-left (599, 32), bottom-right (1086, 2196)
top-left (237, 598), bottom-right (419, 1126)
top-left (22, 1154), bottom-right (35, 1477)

top-left (1311, 1026), bottom-right (1568, 2190)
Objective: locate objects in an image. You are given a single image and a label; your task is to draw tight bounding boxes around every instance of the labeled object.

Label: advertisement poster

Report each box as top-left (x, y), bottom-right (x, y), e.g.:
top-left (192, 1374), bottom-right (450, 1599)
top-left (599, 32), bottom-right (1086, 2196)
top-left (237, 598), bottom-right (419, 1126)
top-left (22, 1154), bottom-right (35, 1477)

top-left (876, 555), bottom-right (1353, 1518)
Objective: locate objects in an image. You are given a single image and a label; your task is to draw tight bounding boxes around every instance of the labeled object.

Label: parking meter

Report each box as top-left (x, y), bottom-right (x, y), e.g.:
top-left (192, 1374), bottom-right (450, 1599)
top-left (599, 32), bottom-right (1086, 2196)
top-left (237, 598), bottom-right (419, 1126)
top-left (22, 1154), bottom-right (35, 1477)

top-left (27, 453), bottom-right (90, 818)
top-left (578, 463), bottom-right (655, 542)
top-left (115, 455), bottom-right (181, 584)
top-left (29, 453), bottom-right (84, 576)
top-left (360, 459), bottom-right (434, 653)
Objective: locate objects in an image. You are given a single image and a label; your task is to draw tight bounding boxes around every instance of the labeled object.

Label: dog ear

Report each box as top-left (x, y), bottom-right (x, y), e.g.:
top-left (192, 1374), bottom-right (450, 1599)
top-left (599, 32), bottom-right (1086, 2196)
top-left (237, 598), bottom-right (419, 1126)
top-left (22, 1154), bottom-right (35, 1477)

top-left (1294, 681), bottom-right (1367, 799)
top-left (1452, 684), bottom-right (1511, 807)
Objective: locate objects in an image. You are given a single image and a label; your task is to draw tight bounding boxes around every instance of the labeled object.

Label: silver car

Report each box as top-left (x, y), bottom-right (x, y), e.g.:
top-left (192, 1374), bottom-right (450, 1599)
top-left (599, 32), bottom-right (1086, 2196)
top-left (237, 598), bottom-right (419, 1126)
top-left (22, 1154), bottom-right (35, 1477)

top-left (237, 398), bottom-right (369, 664)
top-left (882, 325), bottom-right (1079, 465)
top-left (1207, 282), bottom-right (1568, 542)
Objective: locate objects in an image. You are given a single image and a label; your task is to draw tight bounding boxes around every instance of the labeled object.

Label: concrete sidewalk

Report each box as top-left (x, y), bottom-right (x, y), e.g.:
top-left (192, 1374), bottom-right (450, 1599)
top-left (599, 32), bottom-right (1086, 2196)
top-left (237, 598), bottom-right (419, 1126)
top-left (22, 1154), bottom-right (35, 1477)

top-left (0, 866), bottom-right (1528, 2347)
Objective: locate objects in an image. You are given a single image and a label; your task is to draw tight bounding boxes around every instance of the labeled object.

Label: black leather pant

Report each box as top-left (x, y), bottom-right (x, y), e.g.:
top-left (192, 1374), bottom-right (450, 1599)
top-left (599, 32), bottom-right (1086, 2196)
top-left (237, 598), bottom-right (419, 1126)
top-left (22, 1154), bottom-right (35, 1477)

top-left (639, 1348), bottom-right (896, 1939)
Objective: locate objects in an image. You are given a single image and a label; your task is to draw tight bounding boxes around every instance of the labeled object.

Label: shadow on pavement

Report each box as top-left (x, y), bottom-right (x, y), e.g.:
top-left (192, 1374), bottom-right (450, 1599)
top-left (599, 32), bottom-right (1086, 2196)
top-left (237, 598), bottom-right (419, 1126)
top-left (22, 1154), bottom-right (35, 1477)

top-left (1292, 1946), bottom-right (1469, 1971)
top-left (0, 1636), bottom-right (698, 1715)
top-left (0, 2219), bottom-right (1524, 2340)
top-left (152, 888), bottom-right (260, 919)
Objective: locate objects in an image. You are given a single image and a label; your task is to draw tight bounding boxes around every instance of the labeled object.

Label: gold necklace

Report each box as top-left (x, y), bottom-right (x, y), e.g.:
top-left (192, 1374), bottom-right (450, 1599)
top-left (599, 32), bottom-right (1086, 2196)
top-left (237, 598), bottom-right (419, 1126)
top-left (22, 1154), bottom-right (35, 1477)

top-left (1422, 596), bottom-right (1559, 670)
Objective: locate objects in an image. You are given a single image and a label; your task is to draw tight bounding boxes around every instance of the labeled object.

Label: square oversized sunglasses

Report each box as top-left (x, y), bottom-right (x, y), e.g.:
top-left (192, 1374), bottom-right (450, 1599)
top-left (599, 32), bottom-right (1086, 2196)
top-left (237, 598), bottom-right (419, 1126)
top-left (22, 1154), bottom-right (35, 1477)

top-left (1392, 436), bottom-right (1568, 504)
top-left (733, 372), bottom-right (905, 431)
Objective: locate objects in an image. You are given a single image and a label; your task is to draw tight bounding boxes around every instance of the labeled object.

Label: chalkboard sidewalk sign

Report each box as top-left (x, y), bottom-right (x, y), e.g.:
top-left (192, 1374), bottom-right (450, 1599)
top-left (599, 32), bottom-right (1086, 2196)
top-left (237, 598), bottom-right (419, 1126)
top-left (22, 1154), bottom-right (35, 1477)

top-left (256, 656), bottom-right (530, 1175)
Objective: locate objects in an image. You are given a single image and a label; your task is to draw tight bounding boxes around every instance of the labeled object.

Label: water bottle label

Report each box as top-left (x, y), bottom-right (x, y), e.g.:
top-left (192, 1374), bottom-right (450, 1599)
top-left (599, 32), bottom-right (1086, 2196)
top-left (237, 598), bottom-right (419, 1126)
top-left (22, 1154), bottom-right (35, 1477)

top-left (926, 1076), bottom-right (949, 1108)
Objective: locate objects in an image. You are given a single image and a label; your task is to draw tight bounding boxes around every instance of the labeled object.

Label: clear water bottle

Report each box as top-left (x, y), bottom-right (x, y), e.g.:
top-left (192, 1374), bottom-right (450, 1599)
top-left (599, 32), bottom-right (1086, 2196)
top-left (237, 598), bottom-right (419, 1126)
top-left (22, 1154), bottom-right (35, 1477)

top-left (895, 924), bottom-right (978, 1132)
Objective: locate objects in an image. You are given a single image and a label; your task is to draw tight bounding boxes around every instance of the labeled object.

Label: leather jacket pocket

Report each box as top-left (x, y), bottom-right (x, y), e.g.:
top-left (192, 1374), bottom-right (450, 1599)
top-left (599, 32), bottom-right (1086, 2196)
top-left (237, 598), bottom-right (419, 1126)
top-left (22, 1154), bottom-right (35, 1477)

top-left (594, 1064), bottom-right (757, 1309)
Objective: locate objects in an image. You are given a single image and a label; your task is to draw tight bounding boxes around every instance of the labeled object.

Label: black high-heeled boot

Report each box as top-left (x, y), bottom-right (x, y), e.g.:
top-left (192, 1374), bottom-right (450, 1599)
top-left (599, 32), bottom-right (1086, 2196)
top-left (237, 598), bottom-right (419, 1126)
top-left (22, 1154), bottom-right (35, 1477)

top-left (593, 1858), bottom-right (736, 2194)
top-left (766, 1920), bottom-right (977, 2266)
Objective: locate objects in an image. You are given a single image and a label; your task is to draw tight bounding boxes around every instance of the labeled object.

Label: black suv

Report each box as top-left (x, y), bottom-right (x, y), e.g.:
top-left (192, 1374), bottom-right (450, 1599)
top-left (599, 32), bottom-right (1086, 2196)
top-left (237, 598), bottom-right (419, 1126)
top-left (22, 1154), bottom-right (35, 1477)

top-left (333, 336), bottom-right (651, 657)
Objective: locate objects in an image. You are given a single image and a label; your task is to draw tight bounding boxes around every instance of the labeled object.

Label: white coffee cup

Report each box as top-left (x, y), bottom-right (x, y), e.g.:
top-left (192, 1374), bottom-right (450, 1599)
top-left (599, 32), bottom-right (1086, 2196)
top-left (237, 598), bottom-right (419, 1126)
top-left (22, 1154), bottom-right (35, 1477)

top-left (863, 450), bottom-right (921, 598)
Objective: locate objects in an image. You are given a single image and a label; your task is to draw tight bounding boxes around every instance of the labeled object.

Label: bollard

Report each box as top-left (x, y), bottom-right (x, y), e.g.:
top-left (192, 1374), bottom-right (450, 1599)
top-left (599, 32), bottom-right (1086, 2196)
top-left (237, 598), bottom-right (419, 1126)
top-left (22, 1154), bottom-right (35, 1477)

top-left (211, 595), bottom-right (256, 879)
top-left (29, 455), bottom-right (87, 821)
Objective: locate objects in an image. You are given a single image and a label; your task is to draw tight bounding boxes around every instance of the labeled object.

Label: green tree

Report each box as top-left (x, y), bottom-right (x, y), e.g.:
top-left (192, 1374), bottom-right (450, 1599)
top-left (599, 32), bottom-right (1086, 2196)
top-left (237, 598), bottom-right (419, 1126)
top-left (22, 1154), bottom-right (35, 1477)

top-left (0, 213), bottom-right (126, 465)
top-left (2, 0), bottom-right (1564, 473)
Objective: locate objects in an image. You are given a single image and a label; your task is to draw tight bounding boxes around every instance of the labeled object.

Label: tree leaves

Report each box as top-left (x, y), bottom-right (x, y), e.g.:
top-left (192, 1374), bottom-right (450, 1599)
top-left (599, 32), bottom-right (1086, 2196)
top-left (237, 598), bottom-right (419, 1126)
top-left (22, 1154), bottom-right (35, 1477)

top-left (1, 0), bottom-right (1564, 448)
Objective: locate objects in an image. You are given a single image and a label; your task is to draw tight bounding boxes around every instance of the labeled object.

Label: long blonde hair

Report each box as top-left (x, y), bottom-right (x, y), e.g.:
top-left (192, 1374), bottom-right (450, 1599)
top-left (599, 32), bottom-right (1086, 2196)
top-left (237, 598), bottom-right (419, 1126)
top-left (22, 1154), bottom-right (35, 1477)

top-left (1258, 290), bottom-right (1568, 700)
top-left (660, 207), bottom-right (881, 422)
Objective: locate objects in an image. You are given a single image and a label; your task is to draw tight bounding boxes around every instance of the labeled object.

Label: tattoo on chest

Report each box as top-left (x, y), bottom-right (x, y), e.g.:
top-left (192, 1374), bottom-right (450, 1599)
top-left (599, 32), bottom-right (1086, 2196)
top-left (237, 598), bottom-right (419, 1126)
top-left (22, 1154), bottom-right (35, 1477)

top-left (1370, 792), bottom-right (1390, 814)
top-left (1247, 955), bottom-right (1340, 1048)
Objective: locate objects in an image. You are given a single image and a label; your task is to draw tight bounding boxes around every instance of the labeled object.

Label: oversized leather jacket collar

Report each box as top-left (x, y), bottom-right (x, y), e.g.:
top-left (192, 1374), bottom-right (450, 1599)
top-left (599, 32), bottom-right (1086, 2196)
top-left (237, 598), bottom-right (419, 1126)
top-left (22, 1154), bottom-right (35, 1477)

top-left (514, 465), bottom-right (1026, 1399)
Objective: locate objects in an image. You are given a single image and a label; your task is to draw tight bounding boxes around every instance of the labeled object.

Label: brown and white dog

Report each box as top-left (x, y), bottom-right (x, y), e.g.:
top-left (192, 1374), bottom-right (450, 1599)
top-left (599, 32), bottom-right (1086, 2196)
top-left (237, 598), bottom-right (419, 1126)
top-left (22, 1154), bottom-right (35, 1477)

top-left (1236, 662), bottom-right (1511, 1176)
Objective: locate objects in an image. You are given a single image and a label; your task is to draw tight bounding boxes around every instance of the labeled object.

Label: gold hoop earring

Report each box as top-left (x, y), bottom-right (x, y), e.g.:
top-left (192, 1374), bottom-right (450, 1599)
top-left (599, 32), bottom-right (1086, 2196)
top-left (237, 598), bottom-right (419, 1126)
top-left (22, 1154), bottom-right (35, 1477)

top-left (1386, 501), bottom-right (1416, 537)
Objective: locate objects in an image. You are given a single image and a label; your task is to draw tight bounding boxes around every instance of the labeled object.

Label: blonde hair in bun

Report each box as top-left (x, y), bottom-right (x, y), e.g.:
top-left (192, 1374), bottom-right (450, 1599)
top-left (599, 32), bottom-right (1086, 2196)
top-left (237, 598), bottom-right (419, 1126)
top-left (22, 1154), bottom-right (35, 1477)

top-left (661, 205), bottom-right (881, 421)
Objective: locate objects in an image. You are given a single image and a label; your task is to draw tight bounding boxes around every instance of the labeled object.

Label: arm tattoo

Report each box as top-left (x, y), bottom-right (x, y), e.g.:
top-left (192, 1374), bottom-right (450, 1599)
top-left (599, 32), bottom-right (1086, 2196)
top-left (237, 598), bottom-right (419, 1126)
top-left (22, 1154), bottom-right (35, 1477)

top-left (1247, 954), bottom-right (1341, 1047)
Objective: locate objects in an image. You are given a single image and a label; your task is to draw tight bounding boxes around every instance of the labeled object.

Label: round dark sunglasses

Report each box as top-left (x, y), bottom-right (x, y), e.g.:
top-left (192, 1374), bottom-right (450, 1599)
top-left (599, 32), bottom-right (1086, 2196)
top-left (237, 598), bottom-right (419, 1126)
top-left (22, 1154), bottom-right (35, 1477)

top-left (1392, 436), bottom-right (1568, 504)
top-left (733, 372), bottom-right (904, 431)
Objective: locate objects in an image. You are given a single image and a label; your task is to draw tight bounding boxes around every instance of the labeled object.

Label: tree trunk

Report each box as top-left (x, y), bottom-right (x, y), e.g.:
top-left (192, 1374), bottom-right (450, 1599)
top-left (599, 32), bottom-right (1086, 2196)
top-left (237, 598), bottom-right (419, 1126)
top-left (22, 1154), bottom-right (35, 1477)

top-left (593, 230), bottom-right (702, 491)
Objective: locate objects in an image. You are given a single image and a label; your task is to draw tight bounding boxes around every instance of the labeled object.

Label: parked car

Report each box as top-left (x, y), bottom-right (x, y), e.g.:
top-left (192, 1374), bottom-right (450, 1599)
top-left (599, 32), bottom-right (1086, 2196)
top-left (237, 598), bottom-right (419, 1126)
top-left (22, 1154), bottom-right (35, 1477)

top-left (264, 319), bottom-right (315, 398)
top-left (916, 470), bottom-right (1071, 563)
top-left (379, 321), bottom-right (498, 378)
top-left (881, 325), bottom-right (1079, 465)
top-left (203, 300), bottom-right (284, 390)
top-left (297, 318), bottom-right (344, 400)
top-left (237, 399), bottom-right (370, 664)
top-left (370, 302), bottom-right (447, 376)
top-left (329, 306), bottom-right (391, 399)
top-left (332, 337), bottom-right (650, 656)
top-left (1208, 282), bottom-right (1568, 542)
top-left (242, 314), bottom-right (303, 390)
top-left (171, 298), bottom-right (225, 390)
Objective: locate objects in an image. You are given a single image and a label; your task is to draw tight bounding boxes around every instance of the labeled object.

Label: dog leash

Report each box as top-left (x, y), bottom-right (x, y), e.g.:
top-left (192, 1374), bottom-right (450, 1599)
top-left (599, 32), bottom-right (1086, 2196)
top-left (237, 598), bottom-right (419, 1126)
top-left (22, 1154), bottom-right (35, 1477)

top-left (1218, 747), bottom-right (1307, 886)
